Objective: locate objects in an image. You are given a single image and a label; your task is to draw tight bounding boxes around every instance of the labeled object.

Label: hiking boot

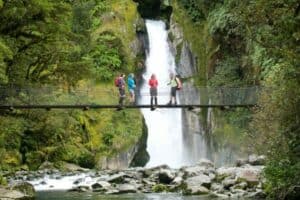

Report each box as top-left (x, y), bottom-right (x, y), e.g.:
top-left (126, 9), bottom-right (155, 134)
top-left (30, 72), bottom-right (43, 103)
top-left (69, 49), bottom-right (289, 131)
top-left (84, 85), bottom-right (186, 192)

top-left (167, 101), bottom-right (172, 106)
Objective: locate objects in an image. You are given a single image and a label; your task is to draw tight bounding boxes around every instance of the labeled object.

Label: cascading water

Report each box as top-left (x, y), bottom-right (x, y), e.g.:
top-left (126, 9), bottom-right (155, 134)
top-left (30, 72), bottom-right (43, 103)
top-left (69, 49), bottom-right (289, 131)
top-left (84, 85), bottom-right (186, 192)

top-left (139, 20), bottom-right (184, 168)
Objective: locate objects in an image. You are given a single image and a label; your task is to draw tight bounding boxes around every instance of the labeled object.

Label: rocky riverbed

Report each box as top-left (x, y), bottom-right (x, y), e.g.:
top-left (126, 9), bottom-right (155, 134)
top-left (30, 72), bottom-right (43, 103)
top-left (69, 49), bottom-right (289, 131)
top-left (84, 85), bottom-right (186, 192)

top-left (3, 155), bottom-right (267, 199)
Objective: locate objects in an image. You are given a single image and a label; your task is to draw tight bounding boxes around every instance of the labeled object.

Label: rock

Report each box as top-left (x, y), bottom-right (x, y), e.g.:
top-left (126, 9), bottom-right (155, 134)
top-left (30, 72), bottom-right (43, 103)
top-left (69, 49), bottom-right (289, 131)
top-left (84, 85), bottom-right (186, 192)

top-left (233, 182), bottom-right (248, 190)
top-left (11, 182), bottom-right (35, 198)
top-left (171, 176), bottom-right (183, 185)
top-left (185, 185), bottom-right (210, 195)
top-left (158, 169), bottom-right (175, 184)
top-left (216, 167), bottom-right (237, 178)
top-left (222, 178), bottom-right (237, 190)
top-left (117, 184), bottom-right (137, 193)
top-left (197, 159), bottom-right (214, 168)
top-left (62, 163), bottom-right (89, 172)
top-left (107, 172), bottom-right (127, 183)
top-left (144, 165), bottom-right (170, 175)
top-left (236, 158), bottom-right (248, 167)
top-left (246, 189), bottom-right (267, 199)
top-left (210, 183), bottom-right (223, 192)
top-left (184, 174), bottom-right (212, 189)
top-left (248, 154), bottom-right (266, 166)
top-left (73, 178), bottom-right (84, 185)
top-left (236, 168), bottom-right (261, 187)
top-left (38, 161), bottom-right (56, 170)
top-left (91, 181), bottom-right (111, 192)
top-left (181, 165), bottom-right (206, 177)
top-left (0, 188), bottom-right (27, 200)
top-left (69, 185), bottom-right (90, 192)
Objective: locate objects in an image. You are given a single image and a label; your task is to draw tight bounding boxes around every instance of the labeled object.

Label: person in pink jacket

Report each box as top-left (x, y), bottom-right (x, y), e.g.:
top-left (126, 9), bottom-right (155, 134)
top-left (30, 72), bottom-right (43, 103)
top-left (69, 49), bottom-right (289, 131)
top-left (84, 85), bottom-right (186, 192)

top-left (148, 73), bottom-right (158, 110)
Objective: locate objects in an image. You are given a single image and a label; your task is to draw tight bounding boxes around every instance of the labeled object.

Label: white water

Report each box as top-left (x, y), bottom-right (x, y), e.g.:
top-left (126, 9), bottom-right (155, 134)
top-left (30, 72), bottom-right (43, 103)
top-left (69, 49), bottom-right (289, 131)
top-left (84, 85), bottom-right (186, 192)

top-left (140, 20), bottom-right (184, 168)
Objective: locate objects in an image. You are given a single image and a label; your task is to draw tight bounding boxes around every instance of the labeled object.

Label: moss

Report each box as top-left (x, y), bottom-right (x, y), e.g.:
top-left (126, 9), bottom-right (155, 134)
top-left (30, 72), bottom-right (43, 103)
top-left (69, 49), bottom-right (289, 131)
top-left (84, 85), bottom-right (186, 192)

top-left (152, 184), bottom-right (169, 192)
top-left (171, 1), bottom-right (217, 86)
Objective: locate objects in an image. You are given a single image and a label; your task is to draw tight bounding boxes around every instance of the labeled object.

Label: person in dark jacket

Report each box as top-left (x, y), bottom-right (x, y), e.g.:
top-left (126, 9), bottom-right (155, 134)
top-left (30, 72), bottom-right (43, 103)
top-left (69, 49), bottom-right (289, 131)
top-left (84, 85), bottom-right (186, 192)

top-left (148, 73), bottom-right (158, 110)
top-left (117, 73), bottom-right (126, 110)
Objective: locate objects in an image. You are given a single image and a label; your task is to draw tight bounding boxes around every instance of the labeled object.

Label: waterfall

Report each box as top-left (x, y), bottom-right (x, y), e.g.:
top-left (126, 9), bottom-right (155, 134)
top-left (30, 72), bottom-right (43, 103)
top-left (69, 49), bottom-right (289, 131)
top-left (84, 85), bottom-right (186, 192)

top-left (139, 20), bottom-right (184, 168)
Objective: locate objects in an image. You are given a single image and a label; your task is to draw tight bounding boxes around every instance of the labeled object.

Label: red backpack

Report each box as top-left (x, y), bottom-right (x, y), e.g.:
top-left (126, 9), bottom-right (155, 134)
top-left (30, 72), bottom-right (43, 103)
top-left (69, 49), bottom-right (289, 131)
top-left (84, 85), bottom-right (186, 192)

top-left (114, 76), bottom-right (121, 87)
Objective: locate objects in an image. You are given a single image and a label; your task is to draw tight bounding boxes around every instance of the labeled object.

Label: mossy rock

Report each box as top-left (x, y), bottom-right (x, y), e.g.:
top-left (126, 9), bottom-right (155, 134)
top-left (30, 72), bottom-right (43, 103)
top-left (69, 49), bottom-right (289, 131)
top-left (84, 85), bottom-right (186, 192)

top-left (152, 184), bottom-right (169, 192)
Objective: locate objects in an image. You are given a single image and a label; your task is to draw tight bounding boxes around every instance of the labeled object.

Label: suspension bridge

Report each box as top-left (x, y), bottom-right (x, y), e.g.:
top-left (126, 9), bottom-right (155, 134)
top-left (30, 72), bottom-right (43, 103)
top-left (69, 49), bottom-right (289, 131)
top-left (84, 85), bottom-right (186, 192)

top-left (0, 86), bottom-right (261, 110)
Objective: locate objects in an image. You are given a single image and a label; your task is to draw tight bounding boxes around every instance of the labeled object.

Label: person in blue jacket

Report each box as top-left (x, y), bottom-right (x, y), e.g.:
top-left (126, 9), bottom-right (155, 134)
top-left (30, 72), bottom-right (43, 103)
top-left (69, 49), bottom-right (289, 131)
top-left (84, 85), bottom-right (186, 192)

top-left (127, 73), bottom-right (136, 103)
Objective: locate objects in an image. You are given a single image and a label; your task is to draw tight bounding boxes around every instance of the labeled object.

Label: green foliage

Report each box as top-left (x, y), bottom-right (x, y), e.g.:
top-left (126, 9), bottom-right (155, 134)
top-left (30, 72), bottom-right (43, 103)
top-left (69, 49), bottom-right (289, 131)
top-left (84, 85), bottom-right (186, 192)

top-left (89, 33), bottom-right (122, 81)
top-left (177, 0), bottom-right (222, 22)
top-left (208, 56), bottom-right (243, 86)
top-left (177, 1), bottom-right (300, 198)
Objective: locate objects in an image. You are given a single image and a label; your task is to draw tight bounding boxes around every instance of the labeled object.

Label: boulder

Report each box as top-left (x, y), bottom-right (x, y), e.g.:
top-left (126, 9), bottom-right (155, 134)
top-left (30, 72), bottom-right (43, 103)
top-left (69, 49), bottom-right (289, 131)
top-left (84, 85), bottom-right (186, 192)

top-left (248, 155), bottom-right (266, 166)
top-left (184, 174), bottom-right (212, 189)
top-left (91, 181), bottom-right (111, 192)
top-left (38, 161), bottom-right (56, 170)
top-left (197, 159), bottom-right (214, 168)
top-left (117, 184), bottom-right (137, 193)
top-left (62, 163), bottom-right (89, 172)
top-left (222, 178), bottom-right (237, 190)
top-left (171, 176), bottom-right (183, 185)
top-left (181, 165), bottom-right (206, 177)
top-left (107, 172), bottom-right (127, 183)
top-left (185, 185), bottom-right (210, 195)
top-left (235, 158), bottom-right (248, 167)
top-left (0, 188), bottom-right (27, 200)
top-left (11, 182), bottom-right (35, 199)
top-left (236, 168), bottom-right (260, 187)
top-left (158, 169), bottom-right (175, 184)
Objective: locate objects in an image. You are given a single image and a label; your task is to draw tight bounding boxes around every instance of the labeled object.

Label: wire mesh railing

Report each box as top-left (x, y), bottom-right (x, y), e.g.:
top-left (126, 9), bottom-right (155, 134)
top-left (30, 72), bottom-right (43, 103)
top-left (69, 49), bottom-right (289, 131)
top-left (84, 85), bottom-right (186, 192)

top-left (0, 86), bottom-right (262, 107)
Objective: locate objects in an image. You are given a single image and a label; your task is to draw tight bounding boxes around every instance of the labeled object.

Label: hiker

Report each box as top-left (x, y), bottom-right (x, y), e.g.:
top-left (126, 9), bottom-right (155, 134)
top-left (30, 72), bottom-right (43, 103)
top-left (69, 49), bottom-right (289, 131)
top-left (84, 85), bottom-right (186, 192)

top-left (127, 73), bottom-right (136, 103)
top-left (116, 73), bottom-right (126, 109)
top-left (148, 73), bottom-right (158, 110)
top-left (167, 72), bottom-right (181, 105)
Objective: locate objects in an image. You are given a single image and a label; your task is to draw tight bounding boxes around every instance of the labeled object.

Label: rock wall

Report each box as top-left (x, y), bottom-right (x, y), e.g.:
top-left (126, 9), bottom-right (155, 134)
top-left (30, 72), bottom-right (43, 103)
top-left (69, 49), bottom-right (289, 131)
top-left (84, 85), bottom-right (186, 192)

top-left (168, 18), bottom-right (205, 136)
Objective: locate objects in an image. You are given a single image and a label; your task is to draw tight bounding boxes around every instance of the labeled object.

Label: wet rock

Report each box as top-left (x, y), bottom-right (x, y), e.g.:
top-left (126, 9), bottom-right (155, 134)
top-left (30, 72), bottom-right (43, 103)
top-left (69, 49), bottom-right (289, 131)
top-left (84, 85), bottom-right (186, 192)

top-left (69, 185), bottom-right (90, 192)
top-left (107, 172), bottom-right (127, 183)
top-left (222, 178), bottom-right (237, 190)
top-left (117, 184), bottom-right (137, 193)
top-left (91, 181), bottom-right (111, 192)
top-left (185, 174), bottom-right (212, 189)
top-left (38, 161), bottom-right (56, 170)
top-left (210, 183), bottom-right (223, 192)
top-left (0, 188), bottom-right (27, 200)
top-left (62, 163), bottom-right (90, 172)
top-left (236, 167), bottom-right (261, 187)
top-left (248, 155), bottom-right (266, 166)
top-left (73, 178), bottom-right (84, 185)
top-left (158, 169), bottom-right (175, 184)
top-left (171, 176), bottom-right (183, 185)
top-left (11, 182), bottom-right (35, 198)
top-left (185, 185), bottom-right (210, 195)
top-left (216, 167), bottom-right (237, 178)
top-left (246, 189), bottom-right (267, 199)
top-left (197, 159), bottom-right (215, 168)
top-left (236, 158), bottom-right (248, 167)
top-left (233, 182), bottom-right (248, 190)
top-left (181, 165), bottom-right (206, 177)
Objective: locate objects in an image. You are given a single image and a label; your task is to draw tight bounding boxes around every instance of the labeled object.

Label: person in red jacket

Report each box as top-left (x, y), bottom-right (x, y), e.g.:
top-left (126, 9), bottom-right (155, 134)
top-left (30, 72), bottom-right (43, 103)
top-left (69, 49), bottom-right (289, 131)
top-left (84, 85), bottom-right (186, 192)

top-left (148, 73), bottom-right (158, 110)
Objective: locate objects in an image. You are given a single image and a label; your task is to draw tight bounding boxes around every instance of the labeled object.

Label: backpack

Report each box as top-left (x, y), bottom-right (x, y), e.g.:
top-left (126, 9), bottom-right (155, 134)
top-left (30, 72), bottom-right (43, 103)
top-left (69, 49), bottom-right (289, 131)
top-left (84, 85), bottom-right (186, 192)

top-left (114, 76), bottom-right (121, 87)
top-left (175, 77), bottom-right (182, 90)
